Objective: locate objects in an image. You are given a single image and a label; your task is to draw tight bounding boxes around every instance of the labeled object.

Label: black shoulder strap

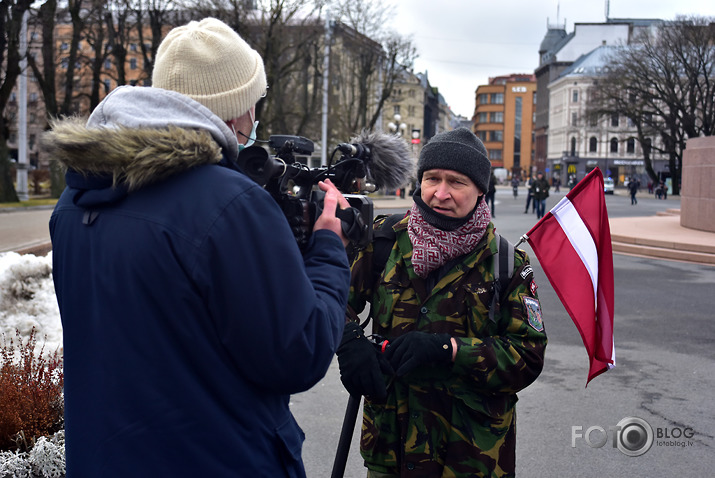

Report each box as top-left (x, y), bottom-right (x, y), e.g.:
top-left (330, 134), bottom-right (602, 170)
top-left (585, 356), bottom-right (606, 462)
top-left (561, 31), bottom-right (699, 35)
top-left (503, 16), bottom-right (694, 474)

top-left (363, 214), bottom-right (404, 327)
top-left (371, 213), bottom-right (404, 284)
top-left (489, 233), bottom-right (515, 323)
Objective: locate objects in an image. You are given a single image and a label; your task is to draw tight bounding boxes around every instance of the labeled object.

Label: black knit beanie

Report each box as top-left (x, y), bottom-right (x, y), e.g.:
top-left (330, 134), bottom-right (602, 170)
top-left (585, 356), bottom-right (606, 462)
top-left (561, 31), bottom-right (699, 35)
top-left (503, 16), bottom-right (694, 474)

top-left (417, 127), bottom-right (491, 193)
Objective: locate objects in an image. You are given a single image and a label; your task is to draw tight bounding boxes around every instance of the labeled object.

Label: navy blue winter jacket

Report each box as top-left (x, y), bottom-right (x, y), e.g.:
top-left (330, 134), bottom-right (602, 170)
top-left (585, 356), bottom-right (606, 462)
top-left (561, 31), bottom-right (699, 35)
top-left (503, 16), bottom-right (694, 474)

top-left (47, 87), bottom-right (351, 477)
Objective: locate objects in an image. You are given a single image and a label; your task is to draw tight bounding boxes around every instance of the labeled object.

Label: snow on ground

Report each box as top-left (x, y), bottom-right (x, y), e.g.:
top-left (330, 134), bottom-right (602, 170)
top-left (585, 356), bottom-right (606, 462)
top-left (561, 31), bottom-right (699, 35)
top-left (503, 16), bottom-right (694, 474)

top-left (0, 252), bottom-right (62, 354)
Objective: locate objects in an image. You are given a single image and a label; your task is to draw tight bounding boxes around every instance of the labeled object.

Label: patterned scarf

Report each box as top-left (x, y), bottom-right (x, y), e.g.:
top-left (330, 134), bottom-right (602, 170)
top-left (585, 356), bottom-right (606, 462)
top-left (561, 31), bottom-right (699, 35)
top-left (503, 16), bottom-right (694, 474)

top-left (408, 198), bottom-right (491, 278)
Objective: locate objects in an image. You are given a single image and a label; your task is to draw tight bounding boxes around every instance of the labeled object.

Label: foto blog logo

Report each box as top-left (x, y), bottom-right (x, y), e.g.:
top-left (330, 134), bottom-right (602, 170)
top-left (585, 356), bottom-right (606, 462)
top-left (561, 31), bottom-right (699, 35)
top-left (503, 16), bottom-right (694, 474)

top-left (571, 416), bottom-right (695, 457)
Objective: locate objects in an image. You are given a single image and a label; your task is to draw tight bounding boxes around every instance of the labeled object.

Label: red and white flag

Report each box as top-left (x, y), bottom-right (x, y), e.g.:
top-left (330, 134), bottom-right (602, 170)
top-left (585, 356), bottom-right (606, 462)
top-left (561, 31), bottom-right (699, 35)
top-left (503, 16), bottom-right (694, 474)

top-left (522, 168), bottom-right (615, 385)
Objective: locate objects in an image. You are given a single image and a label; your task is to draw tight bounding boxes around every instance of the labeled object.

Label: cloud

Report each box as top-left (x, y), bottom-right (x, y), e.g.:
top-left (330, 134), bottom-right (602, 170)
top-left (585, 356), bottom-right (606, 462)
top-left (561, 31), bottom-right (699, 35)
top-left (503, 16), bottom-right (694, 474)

top-left (390, 0), bottom-right (715, 117)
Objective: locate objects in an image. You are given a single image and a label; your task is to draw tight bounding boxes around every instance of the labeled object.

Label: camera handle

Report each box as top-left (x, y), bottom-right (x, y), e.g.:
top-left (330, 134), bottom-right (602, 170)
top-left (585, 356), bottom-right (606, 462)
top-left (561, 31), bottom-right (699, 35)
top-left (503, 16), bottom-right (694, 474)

top-left (336, 206), bottom-right (368, 247)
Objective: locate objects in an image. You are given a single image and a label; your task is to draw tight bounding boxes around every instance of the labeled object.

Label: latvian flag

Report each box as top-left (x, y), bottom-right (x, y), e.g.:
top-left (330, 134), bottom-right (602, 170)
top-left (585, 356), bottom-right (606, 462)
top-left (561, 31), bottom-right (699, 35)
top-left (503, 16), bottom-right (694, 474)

top-left (524, 168), bottom-right (615, 385)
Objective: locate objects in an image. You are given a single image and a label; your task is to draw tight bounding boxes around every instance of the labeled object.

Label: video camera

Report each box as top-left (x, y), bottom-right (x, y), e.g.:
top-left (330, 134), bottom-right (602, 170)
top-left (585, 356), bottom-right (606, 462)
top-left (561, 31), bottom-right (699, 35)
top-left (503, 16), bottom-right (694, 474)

top-left (237, 131), bottom-right (413, 253)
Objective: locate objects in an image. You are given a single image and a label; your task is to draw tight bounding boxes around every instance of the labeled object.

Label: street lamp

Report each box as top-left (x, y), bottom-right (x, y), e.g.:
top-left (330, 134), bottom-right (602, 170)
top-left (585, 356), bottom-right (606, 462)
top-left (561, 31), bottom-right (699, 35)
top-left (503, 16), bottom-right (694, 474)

top-left (387, 114), bottom-right (407, 136)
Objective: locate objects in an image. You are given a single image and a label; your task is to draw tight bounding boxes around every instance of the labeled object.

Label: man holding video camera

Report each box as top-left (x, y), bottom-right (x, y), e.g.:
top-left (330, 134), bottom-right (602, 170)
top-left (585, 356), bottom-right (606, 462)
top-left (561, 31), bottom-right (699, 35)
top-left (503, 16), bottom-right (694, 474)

top-left (338, 128), bottom-right (547, 477)
top-left (47, 17), bottom-right (350, 477)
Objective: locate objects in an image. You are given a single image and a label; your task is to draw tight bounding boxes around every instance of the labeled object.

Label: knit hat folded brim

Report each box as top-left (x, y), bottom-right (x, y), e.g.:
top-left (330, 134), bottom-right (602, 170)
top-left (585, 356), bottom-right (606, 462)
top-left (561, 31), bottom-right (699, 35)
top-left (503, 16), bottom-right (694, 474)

top-left (417, 127), bottom-right (492, 193)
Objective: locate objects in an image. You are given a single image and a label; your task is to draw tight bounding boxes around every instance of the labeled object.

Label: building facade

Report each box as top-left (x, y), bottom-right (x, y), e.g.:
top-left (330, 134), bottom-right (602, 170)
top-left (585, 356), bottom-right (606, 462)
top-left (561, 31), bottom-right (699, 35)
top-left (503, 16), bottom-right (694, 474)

top-left (472, 74), bottom-right (536, 180)
top-left (547, 44), bottom-right (667, 187)
top-left (534, 19), bottom-right (661, 185)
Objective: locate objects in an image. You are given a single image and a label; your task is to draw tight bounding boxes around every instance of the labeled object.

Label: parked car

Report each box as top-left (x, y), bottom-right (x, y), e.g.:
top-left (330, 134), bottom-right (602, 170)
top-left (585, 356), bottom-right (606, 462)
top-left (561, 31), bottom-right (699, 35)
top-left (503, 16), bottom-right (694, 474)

top-left (604, 177), bottom-right (614, 194)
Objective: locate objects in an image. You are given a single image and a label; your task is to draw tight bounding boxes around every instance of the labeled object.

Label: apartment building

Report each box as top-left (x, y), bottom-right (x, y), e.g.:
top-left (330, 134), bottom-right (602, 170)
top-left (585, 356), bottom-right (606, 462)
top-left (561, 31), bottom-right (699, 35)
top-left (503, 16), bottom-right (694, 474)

top-left (534, 18), bottom-right (661, 184)
top-left (472, 74), bottom-right (536, 180)
top-left (547, 44), bottom-right (667, 186)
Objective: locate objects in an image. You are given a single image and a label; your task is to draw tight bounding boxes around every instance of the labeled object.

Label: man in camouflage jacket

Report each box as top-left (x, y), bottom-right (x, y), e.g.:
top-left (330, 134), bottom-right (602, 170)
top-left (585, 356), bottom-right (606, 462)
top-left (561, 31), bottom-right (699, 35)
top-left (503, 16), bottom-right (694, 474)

top-left (337, 128), bottom-right (547, 477)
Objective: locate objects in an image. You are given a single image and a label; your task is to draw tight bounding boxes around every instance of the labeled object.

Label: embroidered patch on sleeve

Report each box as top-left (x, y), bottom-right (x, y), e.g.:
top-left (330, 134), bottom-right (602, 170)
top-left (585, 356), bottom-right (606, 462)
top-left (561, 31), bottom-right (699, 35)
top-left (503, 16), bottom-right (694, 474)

top-left (522, 296), bottom-right (544, 332)
top-left (530, 280), bottom-right (538, 295)
top-left (520, 265), bottom-right (534, 279)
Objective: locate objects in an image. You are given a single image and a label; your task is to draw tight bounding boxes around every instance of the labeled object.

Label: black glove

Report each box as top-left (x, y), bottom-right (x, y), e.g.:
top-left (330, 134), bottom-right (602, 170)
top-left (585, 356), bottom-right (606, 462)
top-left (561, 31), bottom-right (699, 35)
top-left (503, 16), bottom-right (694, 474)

top-left (336, 322), bottom-right (393, 399)
top-left (384, 331), bottom-right (453, 377)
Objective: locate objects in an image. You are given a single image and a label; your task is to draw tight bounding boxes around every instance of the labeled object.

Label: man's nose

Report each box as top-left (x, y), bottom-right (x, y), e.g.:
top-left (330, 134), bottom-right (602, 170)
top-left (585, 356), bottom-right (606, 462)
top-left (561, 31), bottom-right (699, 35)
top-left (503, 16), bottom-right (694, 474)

top-left (434, 182), bottom-right (451, 200)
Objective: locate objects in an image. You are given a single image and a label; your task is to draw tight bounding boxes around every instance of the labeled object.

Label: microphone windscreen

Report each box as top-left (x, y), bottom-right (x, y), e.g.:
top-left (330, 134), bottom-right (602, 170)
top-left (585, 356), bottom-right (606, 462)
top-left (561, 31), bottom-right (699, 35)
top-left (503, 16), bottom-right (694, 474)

top-left (350, 130), bottom-right (415, 191)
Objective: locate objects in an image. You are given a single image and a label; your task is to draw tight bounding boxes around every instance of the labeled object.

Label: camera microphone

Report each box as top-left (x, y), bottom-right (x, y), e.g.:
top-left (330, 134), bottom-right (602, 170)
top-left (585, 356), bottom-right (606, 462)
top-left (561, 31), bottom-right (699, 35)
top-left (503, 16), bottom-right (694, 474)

top-left (339, 130), bottom-right (415, 191)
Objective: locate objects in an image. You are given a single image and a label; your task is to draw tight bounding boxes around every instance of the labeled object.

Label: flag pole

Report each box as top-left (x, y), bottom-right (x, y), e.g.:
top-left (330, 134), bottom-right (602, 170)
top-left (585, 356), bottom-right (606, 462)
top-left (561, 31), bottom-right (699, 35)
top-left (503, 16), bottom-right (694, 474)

top-left (515, 234), bottom-right (529, 248)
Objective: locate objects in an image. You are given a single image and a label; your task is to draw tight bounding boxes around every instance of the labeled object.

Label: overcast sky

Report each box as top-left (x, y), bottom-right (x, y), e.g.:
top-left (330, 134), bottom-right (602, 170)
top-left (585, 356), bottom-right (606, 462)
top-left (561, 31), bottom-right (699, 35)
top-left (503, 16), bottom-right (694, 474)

top-left (389, 0), bottom-right (715, 118)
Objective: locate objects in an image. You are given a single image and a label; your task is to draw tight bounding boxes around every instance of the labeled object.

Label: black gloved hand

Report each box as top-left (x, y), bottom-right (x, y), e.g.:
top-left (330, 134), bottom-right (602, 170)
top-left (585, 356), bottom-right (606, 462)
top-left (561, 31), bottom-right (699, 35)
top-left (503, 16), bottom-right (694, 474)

top-left (384, 331), bottom-right (453, 377)
top-left (336, 322), bottom-right (393, 399)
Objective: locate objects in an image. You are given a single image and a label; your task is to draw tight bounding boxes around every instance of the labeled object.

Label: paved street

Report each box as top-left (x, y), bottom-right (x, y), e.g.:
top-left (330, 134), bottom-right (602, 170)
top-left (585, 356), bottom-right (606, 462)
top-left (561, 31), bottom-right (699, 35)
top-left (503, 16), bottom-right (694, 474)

top-left (292, 187), bottom-right (715, 477)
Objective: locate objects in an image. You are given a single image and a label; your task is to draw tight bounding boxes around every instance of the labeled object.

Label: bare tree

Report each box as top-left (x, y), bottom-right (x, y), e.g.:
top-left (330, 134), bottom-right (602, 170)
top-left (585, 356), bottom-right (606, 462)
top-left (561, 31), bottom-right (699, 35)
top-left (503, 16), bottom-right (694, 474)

top-left (134, 0), bottom-right (177, 78)
top-left (177, 0), bottom-right (329, 139)
top-left (0, 0), bottom-right (34, 201)
top-left (587, 16), bottom-right (715, 194)
top-left (330, 0), bottom-right (416, 133)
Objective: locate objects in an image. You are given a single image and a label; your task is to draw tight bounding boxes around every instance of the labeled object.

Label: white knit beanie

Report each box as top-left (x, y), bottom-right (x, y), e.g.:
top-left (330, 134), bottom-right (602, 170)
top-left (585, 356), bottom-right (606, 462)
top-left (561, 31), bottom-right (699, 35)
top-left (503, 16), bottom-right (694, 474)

top-left (152, 18), bottom-right (267, 121)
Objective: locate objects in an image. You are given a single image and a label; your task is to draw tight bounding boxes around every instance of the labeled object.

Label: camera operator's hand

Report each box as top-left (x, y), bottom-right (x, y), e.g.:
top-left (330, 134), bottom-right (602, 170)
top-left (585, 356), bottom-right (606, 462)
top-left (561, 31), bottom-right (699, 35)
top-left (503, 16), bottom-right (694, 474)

top-left (314, 179), bottom-right (351, 247)
top-left (337, 322), bottom-right (393, 399)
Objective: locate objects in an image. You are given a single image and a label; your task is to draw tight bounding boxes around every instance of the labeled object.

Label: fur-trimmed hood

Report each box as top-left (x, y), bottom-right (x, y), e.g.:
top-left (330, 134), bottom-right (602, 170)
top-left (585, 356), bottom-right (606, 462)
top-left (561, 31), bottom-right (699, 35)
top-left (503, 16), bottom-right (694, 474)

top-left (43, 86), bottom-right (240, 194)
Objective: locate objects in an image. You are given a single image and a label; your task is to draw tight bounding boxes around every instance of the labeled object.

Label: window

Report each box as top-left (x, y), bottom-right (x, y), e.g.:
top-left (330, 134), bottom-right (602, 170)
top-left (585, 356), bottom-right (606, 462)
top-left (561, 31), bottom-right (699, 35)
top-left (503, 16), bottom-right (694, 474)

top-left (514, 97), bottom-right (522, 168)
top-left (475, 131), bottom-right (487, 141)
top-left (104, 59), bottom-right (112, 69)
top-left (130, 58), bottom-right (137, 70)
top-left (489, 149), bottom-right (502, 160)
top-left (490, 112), bottom-right (503, 123)
top-left (589, 137), bottom-right (598, 152)
top-left (570, 137), bottom-right (576, 156)
top-left (611, 113), bottom-right (619, 127)
top-left (103, 79), bottom-right (111, 93)
top-left (610, 138), bottom-right (618, 153)
top-left (491, 93), bottom-right (504, 104)
top-left (489, 130), bottom-right (503, 142)
top-left (408, 105), bottom-right (415, 116)
top-left (130, 43), bottom-right (137, 52)
top-left (479, 94), bottom-right (488, 104)
top-left (478, 112), bottom-right (488, 123)
top-left (627, 138), bottom-right (635, 154)
top-left (393, 105), bottom-right (400, 115)
top-left (572, 90), bottom-right (579, 102)
top-left (571, 112), bottom-right (578, 126)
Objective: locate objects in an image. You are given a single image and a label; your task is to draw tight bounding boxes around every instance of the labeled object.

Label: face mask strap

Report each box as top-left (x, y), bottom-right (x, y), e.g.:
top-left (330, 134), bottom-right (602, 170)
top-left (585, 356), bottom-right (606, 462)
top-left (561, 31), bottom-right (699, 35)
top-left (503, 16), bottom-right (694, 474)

top-left (233, 112), bottom-right (259, 151)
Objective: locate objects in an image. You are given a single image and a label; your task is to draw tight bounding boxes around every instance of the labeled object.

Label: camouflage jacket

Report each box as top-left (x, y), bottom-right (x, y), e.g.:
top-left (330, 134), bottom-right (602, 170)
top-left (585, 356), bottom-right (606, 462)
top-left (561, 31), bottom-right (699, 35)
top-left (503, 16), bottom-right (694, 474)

top-left (347, 215), bottom-right (547, 477)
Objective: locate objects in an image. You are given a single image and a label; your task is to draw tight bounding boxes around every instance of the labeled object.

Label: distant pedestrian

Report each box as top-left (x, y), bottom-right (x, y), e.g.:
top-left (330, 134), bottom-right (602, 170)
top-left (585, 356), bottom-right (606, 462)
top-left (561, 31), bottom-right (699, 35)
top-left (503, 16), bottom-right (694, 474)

top-left (485, 170), bottom-right (497, 217)
top-left (531, 171), bottom-right (550, 219)
top-left (553, 176), bottom-right (561, 192)
top-left (628, 179), bottom-right (639, 205)
top-left (511, 175), bottom-right (520, 198)
top-left (656, 181), bottom-right (667, 200)
top-left (524, 175), bottom-right (535, 213)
